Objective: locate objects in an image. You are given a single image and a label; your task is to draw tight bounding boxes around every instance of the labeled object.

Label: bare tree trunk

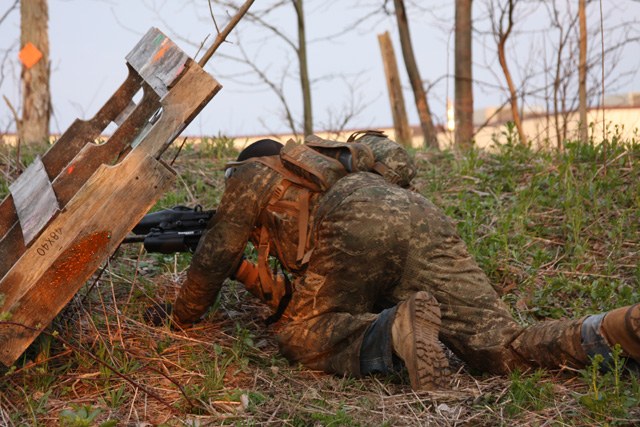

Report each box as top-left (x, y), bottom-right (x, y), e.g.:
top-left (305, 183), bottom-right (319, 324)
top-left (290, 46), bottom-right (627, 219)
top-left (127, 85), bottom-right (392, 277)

top-left (455, 0), bottom-right (474, 150)
top-left (548, 0), bottom-right (579, 150)
top-left (20, 0), bottom-right (50, 147)
top-left (553, 37), bottom-right (562, 150)
top-left (378, 31), bottom-right (412, 148)
top-left (393, 0), bottom-right (438, 149)
top-left (292, 0), bottom-right (312, 137)
top-left (495, 0), bottom-right (526, 145)
top-left (578, 0), bottom-right (588, 144)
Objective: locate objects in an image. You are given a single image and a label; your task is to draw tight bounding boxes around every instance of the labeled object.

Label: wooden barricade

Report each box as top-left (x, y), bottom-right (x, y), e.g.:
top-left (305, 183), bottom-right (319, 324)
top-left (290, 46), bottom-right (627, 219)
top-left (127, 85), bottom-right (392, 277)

top-left (0, 27), bottom-right (222, 366)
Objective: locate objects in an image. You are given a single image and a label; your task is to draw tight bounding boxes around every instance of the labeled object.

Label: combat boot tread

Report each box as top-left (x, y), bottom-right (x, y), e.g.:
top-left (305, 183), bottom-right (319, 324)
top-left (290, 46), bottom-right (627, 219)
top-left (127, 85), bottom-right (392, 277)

top-left (392, 291), bottom-right (449, 391)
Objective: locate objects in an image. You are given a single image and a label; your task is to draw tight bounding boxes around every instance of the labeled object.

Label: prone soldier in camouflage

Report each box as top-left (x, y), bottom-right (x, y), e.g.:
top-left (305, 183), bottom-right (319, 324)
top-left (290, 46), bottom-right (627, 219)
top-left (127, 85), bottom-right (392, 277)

top-left (172, 132), bottom-right (640, 390)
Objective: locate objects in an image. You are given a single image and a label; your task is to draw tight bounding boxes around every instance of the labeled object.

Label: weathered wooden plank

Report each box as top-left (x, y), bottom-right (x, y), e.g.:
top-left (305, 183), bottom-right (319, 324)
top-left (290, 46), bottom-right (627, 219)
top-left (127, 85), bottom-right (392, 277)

top-left (0, 29), bottom-right (222, 367)
top-left (52, 86), bottom-right (161, 206)
top-left (0, 67), bottom-right (218, 278)
top-left (128, 64), bottom-right (222, 162)
top-left (0, 86), bottom-right (160, 278)
top-left (126, 28), bottom-right (191, 98)
top-left (9, 156), bottom-right (59, 244)
top-left (0, 66), bottom-right (143, 240)
top-left (0, 68), bottom-right (219, 279)
top-left (0, 29), bottom-right (212, 246)
top-left (0, 151), bottom-right (163, 313)
top-left (0, 155), bottom-right (175, 366)
top-left (0, 225), bottom-right (26, 281)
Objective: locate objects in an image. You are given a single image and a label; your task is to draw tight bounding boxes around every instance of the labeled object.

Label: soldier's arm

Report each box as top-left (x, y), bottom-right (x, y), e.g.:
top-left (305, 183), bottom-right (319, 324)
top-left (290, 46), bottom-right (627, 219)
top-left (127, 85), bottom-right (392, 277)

top-left (172, 164), bottom-right (276, 326)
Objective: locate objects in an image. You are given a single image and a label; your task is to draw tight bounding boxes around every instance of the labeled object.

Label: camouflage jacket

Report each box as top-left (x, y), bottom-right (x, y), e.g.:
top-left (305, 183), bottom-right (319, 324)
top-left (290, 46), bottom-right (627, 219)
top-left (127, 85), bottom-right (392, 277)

top-left (172, 134), bottom-right (417, 324)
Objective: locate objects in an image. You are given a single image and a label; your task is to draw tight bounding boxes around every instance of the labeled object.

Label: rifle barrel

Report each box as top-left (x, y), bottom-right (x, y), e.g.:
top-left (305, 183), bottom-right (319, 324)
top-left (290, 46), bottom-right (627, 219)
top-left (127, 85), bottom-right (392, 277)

top-left (122, 235), bottom-right (146, 244)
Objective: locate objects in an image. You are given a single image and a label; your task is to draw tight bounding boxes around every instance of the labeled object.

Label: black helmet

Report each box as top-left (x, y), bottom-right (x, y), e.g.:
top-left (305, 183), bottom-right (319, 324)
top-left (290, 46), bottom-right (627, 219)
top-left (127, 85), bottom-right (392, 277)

top-left (226, 139), bottom-right (283, 180)
top-left (236, 139), bottom-right (283, 162)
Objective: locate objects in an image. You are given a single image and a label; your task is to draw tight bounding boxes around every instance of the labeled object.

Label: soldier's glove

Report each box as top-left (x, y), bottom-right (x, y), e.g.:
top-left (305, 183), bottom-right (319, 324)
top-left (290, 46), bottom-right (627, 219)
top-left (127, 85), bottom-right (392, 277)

top-left (143, 302), bottom-right (194, 330)
top-left (231, 258), bottom-right (259, 286)
top-left (143, 302), bottom-right (173, 327)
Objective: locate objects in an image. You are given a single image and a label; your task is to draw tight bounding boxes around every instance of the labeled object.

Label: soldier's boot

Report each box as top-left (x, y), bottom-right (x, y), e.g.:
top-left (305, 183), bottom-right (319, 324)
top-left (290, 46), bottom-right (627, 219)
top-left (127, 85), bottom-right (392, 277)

top-left (509, 318), bottom-right (588, 370)
top-left (600, 303), bottom-right (640, 360)
top-left (391, 291), bottom-right (449, 391)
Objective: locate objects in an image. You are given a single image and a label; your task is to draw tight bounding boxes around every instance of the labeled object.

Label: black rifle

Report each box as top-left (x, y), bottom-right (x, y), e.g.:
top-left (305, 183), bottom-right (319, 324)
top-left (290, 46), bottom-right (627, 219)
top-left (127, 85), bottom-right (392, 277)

top-left (123, 205), bottom-right (216, 254)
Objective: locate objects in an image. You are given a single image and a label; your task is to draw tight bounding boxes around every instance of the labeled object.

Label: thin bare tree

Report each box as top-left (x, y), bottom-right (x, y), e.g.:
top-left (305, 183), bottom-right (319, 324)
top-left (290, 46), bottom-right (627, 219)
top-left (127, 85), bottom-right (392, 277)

top-left (547, 0), bottom-right (578, 148)
top-left (490, 0), bottom-right (526, 144)
top-left (455, 0), bottom-right (474, 150)
top-left (205, 0), bottom-right (314, 137)
top-left (393, 0), bottom-right (439, 149)
top-left (292, 0), bottom-right (313, 136)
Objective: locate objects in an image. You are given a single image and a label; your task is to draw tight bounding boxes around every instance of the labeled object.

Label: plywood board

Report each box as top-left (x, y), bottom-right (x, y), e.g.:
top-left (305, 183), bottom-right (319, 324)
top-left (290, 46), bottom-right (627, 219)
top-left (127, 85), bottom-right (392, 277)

top-left (0, 155), bottom-right (175, 366)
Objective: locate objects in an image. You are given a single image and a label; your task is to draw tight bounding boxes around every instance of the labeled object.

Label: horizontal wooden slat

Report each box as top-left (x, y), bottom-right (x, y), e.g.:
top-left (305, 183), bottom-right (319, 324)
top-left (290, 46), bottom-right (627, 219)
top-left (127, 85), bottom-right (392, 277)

top-left (9, 156), bottom-right (59, 244)
top-left (126, 27), bottom-right (191, 98)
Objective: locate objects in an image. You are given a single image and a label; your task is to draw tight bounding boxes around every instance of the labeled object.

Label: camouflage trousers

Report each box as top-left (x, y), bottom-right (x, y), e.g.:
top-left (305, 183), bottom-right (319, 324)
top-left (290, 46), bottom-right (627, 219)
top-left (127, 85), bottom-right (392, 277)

top-left (275, 174), bottom-right (588, 376)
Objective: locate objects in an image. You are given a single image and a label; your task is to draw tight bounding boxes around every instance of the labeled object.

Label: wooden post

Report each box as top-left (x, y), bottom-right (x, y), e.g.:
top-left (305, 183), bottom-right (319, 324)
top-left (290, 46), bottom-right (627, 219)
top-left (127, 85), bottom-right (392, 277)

top-left (378, 31), bottom-right (412, 148)
top-left (578, 0), bottom-right (588, 144)
top-left (455, 0), bottom-right (474, 150)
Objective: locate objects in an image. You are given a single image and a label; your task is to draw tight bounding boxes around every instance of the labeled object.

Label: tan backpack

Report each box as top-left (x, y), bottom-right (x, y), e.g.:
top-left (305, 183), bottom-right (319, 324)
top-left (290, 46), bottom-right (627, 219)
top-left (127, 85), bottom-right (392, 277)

top-left (235, 131), bottom-right (416, 322)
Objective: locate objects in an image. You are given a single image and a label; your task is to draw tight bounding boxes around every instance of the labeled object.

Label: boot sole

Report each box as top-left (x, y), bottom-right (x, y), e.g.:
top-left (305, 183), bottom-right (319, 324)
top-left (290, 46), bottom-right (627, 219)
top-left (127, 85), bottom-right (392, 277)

top-left (407, 291), bottom-right (449, 391)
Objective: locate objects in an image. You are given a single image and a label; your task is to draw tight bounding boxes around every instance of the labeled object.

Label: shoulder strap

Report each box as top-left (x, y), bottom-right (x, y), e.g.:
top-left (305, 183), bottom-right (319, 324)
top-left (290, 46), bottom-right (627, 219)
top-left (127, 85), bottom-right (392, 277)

top-left (254, 155), bottom-right (323, 192)
top-left (347, 129), bottom-right (387, 142)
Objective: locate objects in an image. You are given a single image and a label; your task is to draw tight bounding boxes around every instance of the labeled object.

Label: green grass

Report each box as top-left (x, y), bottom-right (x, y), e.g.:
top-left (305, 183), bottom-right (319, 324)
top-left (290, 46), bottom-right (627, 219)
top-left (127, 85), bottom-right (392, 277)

top-left (0, 128), bottom-right (639, 425)
top-left (419, 128), bottom-right (640, 325)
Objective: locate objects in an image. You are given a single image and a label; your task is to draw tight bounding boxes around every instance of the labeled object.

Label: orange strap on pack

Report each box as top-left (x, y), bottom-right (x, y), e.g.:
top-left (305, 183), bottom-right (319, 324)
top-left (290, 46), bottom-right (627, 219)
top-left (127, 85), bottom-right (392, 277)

top-left (257, 226), bottom-right (275, 301)
top-left (296, 188), bottom-right (310, 262)
top-left (255, 156), bottom-right (322, 192)
top-left (255, 155), bottom-right (318, 267)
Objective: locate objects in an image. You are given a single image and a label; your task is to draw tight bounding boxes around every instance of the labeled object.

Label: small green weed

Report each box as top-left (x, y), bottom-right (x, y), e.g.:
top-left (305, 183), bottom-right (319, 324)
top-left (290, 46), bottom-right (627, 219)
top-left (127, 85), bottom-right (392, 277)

top-left (100, 383), bottom-right (129, 409)
top-left (22, 389), bottom-right (51, 426)
top-left (311, 407), bottom-right (357, 426)
top-left (59, 403), bottom-right (117, 427)
top-left (506, 368), bottom-right (555, 417)
top-left (577, 345), bottom-right (640, 422)
top-left (233, 322), bottom-right (256, 364)
top-left (198, 134), bottom-right (238, 159)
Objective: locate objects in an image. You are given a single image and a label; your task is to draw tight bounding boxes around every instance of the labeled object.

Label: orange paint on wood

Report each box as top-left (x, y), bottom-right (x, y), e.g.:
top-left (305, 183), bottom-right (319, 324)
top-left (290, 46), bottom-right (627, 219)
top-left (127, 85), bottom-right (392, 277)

top-left (174, 63), bottom-right (185, 77)
top-left (153, 41), bottom-right (170, 63)
top-left (38, 231), bottom-right (110, 295)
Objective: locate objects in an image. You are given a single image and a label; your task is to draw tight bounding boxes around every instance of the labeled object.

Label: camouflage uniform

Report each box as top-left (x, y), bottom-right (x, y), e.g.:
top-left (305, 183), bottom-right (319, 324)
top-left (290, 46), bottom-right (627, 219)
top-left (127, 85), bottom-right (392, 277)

top-left (173, 137), bottom-right (588, 377)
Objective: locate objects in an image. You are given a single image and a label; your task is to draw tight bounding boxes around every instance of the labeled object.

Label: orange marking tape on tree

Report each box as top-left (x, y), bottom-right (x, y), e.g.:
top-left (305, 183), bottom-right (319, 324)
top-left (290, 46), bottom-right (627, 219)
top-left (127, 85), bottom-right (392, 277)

top-left (18, 43), bottom-right (42, 69)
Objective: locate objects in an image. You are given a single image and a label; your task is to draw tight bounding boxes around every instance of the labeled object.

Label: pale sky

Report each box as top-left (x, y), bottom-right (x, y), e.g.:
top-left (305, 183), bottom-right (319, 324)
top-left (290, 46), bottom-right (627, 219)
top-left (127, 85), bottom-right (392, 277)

top-left (0, 0), bottom-right (639, 139)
